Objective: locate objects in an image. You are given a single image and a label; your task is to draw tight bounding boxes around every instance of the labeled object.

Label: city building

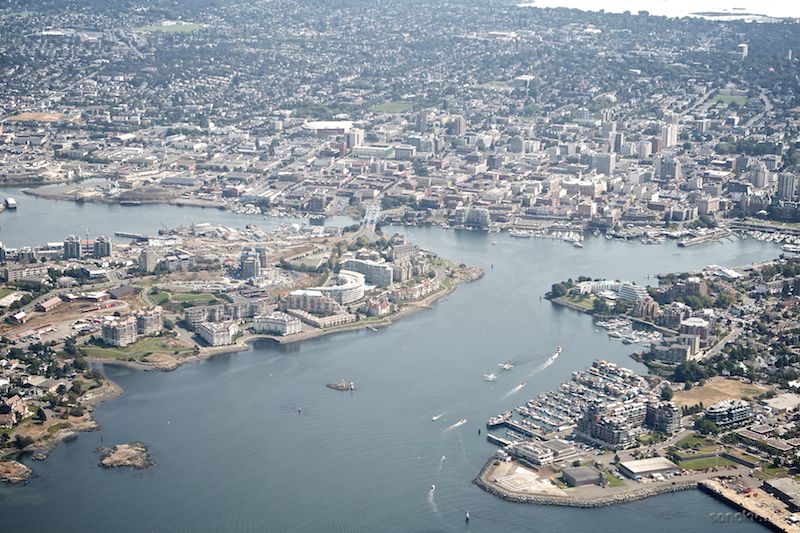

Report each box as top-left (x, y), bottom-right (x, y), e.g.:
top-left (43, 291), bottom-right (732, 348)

top-left (101, 316), bottom-right (137, 347)
top-left (197, 321), bottom-right (239, 347)
top-left (341, 258), bottom-right (394, 288)
top-left (135, 307), bottom-right (163, 336)
top-left (253, 312), bottom-right (302, 336)
top-left (618, 457), bottom-right (680, 480)
top-left (704, 399), bottom-right (754, 429)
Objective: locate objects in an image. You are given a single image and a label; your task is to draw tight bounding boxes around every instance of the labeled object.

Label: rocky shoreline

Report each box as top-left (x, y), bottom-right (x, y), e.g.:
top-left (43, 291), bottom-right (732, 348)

top-left (474, 460), bottom-right (698, 508)
top-left (0, 460), bottom-right (32, 484)
top-left (99, 443), bottom-right (152, 469)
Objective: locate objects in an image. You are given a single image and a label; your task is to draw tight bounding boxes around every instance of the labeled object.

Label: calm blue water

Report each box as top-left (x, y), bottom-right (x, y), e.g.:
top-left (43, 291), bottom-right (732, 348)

top-left (0, 186), bottom-right (354, 248)
top-left (0, 211), bottom-right (778, 531)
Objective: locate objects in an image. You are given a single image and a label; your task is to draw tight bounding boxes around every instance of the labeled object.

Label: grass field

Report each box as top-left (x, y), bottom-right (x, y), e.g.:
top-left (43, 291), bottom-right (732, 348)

top-left (678, 456), bottom-right (736, 470)
top-left (133, 23), bottom-right (204, 33)
top-left (0, 288), bottom-right (17, 299)
top-left (676, 433), bottom-right (715, 449)
top-left (556, 294), bottom-right (595, 312)
top-left (755, 465), bottom-right (790, 480)
top-left (169, 292), bottom-right (218, 304)
top-left (597, 465), bottom-right (625, 487)
top-left (82, 336), bottom-right (193, 362)
top-left (712, 94), bottom-right (748, 106)
top-left (672, 378), bottom-right (768, 407)
top-left (370, 101), bottom-right (413, 113)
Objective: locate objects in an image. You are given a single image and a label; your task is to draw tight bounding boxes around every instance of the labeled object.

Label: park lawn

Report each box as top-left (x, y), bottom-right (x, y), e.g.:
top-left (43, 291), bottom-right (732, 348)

top-left (559, 294), bottom-right (595, 312)
top-left (712, 94), bottom-right (748, 106)
top-left (678, 456), bottom-right (736, 470)
top-left (47, 422), bottom-right (70, 435)
top-left (169, 292), bottom-right (218, 305)
top-left (370, 101), bottom-right (413, 113)
top-left (133, 23), bottom-right (203, 33)
top-left (0, 287), bottom-right (17, 298)
top-left (82, 337), bottom-right (193, 362)
top-left (676, 433), bottom-right (715, 449)
top-left (755, 465), bottom-right (790, 480)
top-left (151, 291), bottom-right (170, 305)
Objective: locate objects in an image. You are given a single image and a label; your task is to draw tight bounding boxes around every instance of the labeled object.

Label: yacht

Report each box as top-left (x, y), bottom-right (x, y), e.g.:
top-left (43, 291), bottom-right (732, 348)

top-left (509, 229), bottom-right (532, 238)
top-left (483, 373), bottom-right (497, 382)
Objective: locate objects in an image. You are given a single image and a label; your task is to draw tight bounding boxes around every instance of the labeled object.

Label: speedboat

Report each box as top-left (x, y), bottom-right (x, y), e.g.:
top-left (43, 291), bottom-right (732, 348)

top-left (498, 362), bottom-right (514, 371)
top-left (483, 373), bottom-right (497, 382)
top-left (458, 418), bottom-right (467, 425)
top-left (519, 381), bottom-right (527, 387)
top-left (572, 241), bottom-right (583, 248)
top-left (555, 345), bottom-right (562, 353)
top-left (431, 414), bottom-right (443, 421)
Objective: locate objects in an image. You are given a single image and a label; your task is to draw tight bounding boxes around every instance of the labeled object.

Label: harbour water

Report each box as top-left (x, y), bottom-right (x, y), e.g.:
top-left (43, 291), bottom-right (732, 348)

top-left (0, 186), bottom-right (353, 248)
top-left (517, 0), bottom-right (800, 20)
top-left (0, 200), bottom-right (780, 531)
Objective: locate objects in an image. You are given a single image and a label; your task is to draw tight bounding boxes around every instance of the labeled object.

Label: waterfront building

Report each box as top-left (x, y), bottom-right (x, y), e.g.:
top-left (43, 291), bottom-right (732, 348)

top-left (452, 205), bottom-right (491, 230)
top-left (387, 278), bottom-right (440, 302)
top-left (312, 270), bottom-right (365, 304)
top-left (577, 399), bottom-right (647, 449)
top-left (777, 173), bottom-right (798, 200)
top-left (101, 316), bottom-right (137, 347)
top-left (63, 235), bottom-right (81, 259)
top-left (341, 258), bottom-right (394, 288)
top-left (562, 466), bottom-right (602, 487)
top-left (704, 399), bottom-right (753, 429)
top-left (253, 312), bottom-right (302, 336)
top-left (284, 309), bottom-right (355, 328)
top-left (361, 296), bottom-right (392, 317)
top-left (617, 282), bottom-right (650, 303)
top-left (135, 307), bottom-right (163, 336)
top-left (645, 401), bottom-right (682, 434)
top-left (93, 235), bottom-right (112, 258)
top-left (197, 321), bottom-right (239, 347)
top-left (279, 290), bottom-right (343, 316)
top-left (184, 299), bottom-right (270, 328)
top-left (618, 457), bottom-right (680, 480)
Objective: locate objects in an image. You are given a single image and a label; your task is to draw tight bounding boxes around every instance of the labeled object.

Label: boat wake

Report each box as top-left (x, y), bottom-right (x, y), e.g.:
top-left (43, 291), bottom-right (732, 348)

top-left (502, 382), bottom-right (526, 399)
top-left (528, 347), bottom-right (561, 377)
top-left (427, 487), bottom-right (439, 513)
top-left (445, 418), bottom-right (467, 431)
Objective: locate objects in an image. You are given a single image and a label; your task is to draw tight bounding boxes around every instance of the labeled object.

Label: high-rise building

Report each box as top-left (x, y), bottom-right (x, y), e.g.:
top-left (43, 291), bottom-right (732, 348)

top-left (660, 123), bottom-right (678, 149)
top-left (135, 307), bottom-right (163, 336)
top-left (593, 152), bottom-right (615, 176)
top-left (637, 140), bottom-right (652, 160)
top-left (750, 163), bottom-right (769, 188)
top-left (448, 115), bottom-right (467, 136)
top-left (63, 235), bottom-right (82, 259)
top-left (240, 251), bottom-right (261, 279)
top-left (778, 173), bottom-right (798, 199)
top-left (255, 246), bottom-right (269, 268)
top-left (101, 316), bottom-right (138, 347)
top-left (93, 235), bottom-right (112, 258)
top-left (415, 111), bottom-right (428, 133)
top-left (346, 128), bottom-right (364, 149)
top-left (139, 249), bottom-right (159, 273)
top-left (613, 132), bottom-right (625, 154)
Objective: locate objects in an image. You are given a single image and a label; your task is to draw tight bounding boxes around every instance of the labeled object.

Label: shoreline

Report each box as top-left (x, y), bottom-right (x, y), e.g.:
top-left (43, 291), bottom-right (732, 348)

top-left (88, 266), bottom-right (484, 372)
top-left (473, 459), bottom-right (698, 508)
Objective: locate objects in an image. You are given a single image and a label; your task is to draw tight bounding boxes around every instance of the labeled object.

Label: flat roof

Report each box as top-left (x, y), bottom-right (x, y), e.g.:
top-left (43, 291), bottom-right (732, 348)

top-left (764, 393), bottom-right (800, 412)
top-left (619, 457), bottom-right (678, 474)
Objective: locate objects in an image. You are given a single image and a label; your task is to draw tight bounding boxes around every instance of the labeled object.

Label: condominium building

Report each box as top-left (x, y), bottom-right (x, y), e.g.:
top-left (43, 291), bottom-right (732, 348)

top-left (197, 321), bottom-right (239, 347)
top-left (101, 316), bottom-right (138, 347)
top-left (341, 258), bottom-right (394, 288)
top-left (704, 399), bottom-right (753, 429)
top-left (253, 312), bottom-right (302, 336)
top-left (135, 307), bottom-right (163, 336)
top-left (312, 270), bottom-right (365, 304)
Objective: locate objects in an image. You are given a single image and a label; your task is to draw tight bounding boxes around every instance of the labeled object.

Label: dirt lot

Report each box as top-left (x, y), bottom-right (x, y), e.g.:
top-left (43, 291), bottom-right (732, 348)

top-left (6, 111), bottom-right (62, 122)
top-left (672, 377), bottom-right (769, 407)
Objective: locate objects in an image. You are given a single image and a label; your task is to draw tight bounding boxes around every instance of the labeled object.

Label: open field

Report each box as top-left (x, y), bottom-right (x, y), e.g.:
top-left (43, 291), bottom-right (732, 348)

top-left (712, 94), bottom-right (748, 106)
top-left (678, 456), bottom-right (736, 470)
top-left (133, 23), bottom-right (204, 33)
top-left (6, 112), bottom-right (62, 123)
top-left (370, 101), bottom-right (413, 113)
top-left (169, 292), bottom-right (218, 304)
top-left (672, 377), bottom-right (768, 407)
top-left (81, 336), bottom-right (193, 362)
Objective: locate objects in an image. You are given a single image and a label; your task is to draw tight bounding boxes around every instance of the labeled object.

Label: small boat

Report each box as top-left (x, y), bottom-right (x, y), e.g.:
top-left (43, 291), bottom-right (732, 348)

top-left (431, 484), bottom-right (435, 491)
top-left (432, 414), bottom-right (443, 421)
top-left (491, 241), bottom-right (497, 245)
top-left (555, 345), bottom-right (562, 353)
top-left (368, 326), bottom-right (378, 332)
top-left (466, 512), bottom-right (470, 522)
top-left (572, 241), bottom-right (583, 248)
top-left (519, 381), bottom-right (526, 387)
top-left (483, 373), bottom-right (497, 382)
top-left (4, 198), bottom-right (17, 210)
top-left (498, 362), bottom-right (514, 371)
top-left (458, 418), bottom-right (467, 425)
